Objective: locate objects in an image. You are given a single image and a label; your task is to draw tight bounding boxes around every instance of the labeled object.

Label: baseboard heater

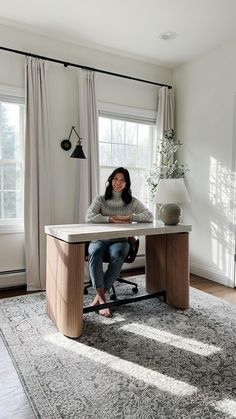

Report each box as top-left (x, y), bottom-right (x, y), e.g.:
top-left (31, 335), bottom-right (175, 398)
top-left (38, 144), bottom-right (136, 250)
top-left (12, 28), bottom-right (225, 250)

top-left (0, 269), bottom-right (26, 289)
top-left (0, 268), bottom-right (26, 275)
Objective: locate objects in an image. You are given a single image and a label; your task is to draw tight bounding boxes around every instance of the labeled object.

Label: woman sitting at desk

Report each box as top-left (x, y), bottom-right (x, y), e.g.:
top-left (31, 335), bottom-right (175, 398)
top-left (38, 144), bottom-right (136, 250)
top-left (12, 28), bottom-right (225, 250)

top-left (85, 166), bottom-right (153, 317)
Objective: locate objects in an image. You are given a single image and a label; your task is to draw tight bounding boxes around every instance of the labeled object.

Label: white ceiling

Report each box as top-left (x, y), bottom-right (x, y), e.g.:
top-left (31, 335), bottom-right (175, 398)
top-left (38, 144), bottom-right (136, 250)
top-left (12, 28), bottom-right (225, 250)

top-left (0, 0), bottom-right (236, 68)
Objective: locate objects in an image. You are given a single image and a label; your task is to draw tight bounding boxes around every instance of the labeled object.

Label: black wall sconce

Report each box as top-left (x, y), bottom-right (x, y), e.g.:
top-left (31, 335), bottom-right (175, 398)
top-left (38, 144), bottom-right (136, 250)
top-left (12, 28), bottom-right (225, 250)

top-left (61, 126), bottom-right (86, 159)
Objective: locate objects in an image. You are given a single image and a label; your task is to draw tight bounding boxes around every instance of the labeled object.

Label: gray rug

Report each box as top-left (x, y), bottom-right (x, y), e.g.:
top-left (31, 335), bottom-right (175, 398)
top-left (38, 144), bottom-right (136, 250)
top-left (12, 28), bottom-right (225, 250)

top-left (0, 276), bottom-right (236, 419)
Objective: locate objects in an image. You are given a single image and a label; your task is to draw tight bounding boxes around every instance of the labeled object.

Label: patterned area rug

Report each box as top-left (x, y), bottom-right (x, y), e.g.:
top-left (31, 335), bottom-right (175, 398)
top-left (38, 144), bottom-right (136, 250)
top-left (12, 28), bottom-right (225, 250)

top-left (0, 276), bottom-right (236, 419)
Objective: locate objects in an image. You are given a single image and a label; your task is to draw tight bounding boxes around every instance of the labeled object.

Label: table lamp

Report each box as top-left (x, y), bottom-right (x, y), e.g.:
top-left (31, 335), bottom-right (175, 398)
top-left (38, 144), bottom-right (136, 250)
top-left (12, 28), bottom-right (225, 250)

top-left (155, 178), bottom-right (190, 225)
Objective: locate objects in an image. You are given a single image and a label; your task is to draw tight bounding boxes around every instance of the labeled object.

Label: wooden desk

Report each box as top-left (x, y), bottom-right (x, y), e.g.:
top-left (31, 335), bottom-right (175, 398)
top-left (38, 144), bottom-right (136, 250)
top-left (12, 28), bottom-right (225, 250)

top-left (45, 222), bottom-right (191, 338)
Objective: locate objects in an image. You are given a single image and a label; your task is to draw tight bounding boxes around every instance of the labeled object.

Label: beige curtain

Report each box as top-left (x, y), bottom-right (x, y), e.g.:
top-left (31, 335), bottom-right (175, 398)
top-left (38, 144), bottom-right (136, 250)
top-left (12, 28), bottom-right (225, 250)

top-left (156, 86), bottom-right (174, 139)
top-left (24, 57), bottom-right (52, 290)
top-left (74, 70), bottom-right (99, 223)
top-left (154, 86), bottom-right (174, 164)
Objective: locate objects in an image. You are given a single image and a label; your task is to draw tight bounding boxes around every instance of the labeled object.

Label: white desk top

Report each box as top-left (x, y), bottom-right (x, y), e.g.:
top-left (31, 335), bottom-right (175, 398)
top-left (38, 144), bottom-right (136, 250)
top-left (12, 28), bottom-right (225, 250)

top-left (45, 222), bottom-right (192, 243)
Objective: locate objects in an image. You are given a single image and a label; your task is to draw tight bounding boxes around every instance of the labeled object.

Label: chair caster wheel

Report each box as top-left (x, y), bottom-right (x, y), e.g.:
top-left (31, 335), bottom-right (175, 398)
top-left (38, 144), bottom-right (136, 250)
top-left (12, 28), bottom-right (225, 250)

top-left (132, 287), bottom-right (138, 293)
top-left (84, 288), bottom-right (88, 295)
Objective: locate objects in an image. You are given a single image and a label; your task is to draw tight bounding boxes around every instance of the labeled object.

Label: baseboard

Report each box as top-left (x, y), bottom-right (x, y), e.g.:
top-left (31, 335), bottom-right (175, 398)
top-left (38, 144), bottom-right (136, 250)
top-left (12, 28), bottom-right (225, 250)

top-left (190, 262), bottom-right (234, 288)
top-left (0, 272), bottom-right (26, 289)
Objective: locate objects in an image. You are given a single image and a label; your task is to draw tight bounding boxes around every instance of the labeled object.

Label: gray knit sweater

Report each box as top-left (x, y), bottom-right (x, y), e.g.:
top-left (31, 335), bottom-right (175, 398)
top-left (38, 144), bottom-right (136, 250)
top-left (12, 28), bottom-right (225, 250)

top-left (85, 191), bottom-right (153, 224)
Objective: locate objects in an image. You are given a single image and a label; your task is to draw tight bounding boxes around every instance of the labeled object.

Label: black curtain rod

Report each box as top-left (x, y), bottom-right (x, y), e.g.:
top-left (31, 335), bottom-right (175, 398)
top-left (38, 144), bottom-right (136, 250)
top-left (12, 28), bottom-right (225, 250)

top-left (0, 45), bottom-right (172, 89)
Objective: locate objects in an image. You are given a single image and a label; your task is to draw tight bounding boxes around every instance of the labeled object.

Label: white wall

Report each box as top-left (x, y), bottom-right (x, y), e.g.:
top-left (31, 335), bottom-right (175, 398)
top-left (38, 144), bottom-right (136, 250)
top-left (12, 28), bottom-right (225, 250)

top-left (0, 23), bottom-right (172, 286)
top-left (173, 40), bottom-right (236, 287)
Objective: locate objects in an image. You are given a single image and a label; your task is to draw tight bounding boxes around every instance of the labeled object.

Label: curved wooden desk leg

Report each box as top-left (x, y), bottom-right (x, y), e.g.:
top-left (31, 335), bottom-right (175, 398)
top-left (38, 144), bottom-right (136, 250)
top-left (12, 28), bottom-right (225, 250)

top-left (145, 233), bottom-right (189, 309)
top-left (46, 235), bottom-right (85, 338)
top-left (166, 233), bottom-right (189, 309)
top-left (145, 234), bottom-right (167, 293)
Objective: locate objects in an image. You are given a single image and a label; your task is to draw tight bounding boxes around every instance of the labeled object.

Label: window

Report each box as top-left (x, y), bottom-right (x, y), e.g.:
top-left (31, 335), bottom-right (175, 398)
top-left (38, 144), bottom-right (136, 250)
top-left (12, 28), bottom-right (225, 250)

top-left (0, 87), bottom-right (24, 225)
top-left (99, 115), bottom-right (155, 206)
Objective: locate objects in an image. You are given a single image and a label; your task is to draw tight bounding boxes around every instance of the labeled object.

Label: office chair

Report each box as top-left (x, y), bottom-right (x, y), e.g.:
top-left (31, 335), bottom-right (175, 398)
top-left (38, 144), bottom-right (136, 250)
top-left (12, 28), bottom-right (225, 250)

top-left (84, 236), bottom-right (140, 300)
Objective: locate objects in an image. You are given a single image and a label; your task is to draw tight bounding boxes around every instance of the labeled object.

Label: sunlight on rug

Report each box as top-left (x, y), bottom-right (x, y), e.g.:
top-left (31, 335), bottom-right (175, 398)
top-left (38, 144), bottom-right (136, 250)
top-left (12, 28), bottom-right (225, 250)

top-left (45, 332), bottom-right (197, 396)
top-left (121, 323), bottom-right (221, 356)
top-left (213, 399), bottom-right (236, 418)
top-left (0, 276), bottom-right (236, 419)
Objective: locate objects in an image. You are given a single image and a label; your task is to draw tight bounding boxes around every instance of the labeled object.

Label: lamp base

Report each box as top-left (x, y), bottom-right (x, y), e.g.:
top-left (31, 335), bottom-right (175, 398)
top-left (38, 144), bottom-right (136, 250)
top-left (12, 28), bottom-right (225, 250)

top-left (159, 204), bottom-right (182, 225)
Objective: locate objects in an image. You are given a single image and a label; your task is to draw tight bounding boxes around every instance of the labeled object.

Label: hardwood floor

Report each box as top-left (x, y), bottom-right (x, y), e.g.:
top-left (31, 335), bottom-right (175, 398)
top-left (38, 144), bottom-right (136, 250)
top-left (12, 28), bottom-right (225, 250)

top-left (0, 285), bottom-right (38, 300)
top-left (190, 274), bottom-right (236, 304)
top-left (0, 273), bottom-right (235, 418)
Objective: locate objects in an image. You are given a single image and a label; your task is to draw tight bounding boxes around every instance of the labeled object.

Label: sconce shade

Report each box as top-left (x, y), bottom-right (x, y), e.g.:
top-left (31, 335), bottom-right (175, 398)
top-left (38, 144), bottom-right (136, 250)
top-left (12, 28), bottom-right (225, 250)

top-left (155, 178), bottom-right (190, 225)
top-left (70, 144), bottom-right (86, 159)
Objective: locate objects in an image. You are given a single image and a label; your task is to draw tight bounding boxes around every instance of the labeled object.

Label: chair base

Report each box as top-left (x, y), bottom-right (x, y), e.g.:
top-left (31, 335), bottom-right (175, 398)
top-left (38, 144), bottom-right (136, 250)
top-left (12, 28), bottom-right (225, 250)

top-left (110, 276), bottom-right (138, 300)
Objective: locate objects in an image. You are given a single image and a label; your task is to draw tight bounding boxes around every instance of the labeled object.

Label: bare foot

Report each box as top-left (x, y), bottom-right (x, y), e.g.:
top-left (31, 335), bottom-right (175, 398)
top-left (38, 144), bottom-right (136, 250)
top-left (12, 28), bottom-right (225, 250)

top-left (90, 288), bottom-right (112, 317)
top-left (99, 308), bottom-right (112, 318)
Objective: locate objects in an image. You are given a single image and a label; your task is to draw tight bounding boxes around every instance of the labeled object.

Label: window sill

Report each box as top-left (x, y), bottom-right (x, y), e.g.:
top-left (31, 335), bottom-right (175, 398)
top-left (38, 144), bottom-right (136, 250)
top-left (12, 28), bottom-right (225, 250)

top-left (0, 224), bottom-right (24, 234)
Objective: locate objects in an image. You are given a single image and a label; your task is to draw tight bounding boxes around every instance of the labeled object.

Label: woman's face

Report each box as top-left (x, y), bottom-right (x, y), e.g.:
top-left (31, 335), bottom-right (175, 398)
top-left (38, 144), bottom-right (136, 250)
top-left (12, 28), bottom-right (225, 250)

top-left (112, 172), bottom-right (126, 193)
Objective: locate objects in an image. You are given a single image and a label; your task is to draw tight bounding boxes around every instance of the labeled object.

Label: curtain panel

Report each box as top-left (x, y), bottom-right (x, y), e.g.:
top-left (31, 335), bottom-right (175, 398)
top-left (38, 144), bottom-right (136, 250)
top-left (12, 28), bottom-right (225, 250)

top-left (74, 70), bottom-right (99, 223)
top-left (24, 57), bottom-right (52, 290)
top-left (154, 86), bottom-right (175, 164)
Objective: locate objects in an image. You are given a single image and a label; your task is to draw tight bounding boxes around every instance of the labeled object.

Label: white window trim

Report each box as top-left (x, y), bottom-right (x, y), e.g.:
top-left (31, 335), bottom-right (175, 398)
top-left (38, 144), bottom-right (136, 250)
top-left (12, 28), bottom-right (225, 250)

top-left (0, 223), bottom-right (24, 234)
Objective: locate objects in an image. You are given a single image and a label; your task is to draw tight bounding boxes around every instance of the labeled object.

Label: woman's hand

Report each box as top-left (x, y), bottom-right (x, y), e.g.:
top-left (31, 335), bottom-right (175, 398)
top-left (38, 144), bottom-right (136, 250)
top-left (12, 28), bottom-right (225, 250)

top-left (109, 215), bottom-right (132, 224)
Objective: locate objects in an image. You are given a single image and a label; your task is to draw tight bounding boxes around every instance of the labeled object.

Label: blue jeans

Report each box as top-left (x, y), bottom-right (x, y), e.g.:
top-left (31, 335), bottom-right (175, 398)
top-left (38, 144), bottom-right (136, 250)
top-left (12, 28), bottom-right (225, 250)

top-left (88, 240), bottom-right (130, 290)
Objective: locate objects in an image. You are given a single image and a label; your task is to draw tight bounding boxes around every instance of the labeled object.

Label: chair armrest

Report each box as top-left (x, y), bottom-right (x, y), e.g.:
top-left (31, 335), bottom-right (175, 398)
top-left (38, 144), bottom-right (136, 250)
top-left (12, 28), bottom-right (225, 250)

top-left (125, 236), bottom-right (139, 264)
top-left (84, 242), bottom-right (89, 261)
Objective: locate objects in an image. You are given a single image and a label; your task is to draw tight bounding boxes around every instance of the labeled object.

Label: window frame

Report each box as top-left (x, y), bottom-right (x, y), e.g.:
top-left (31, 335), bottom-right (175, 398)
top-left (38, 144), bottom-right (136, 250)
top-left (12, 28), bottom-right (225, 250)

top-left (0, 84), bottom-right (25, 234)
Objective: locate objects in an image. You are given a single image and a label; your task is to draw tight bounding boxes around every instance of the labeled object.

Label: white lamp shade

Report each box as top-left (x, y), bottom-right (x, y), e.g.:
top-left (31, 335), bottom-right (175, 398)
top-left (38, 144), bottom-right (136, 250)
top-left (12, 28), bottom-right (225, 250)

top-left (155, 178), bottom-right (191, 204)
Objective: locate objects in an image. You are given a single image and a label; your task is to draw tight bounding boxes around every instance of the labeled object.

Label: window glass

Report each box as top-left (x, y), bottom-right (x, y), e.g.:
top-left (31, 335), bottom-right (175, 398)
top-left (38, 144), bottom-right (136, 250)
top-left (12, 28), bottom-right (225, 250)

top-left (99, 142), bottom-right (111, 166)
top-left (111, 144), bottom-right (124, 166)
top-left (99, 167), bottom-right (111, 193)
top-left (138, 125), bottom-right (153, 168)
top-left (0, 101), bottom-right (24, 223)
top-left (99, 117), bottom-right (111, 143)
top-left (112, 120), bottom-right (124, 143)
top-left (99, 115), bottom-right (154, 207)
top-left (125, 122), bottom-right (137, 145)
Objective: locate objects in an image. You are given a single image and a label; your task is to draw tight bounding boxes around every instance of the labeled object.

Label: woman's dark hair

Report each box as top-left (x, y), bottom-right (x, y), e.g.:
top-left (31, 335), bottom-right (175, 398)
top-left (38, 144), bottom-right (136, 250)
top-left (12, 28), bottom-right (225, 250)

top-left (104, 167), bottom-right (132, 204)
